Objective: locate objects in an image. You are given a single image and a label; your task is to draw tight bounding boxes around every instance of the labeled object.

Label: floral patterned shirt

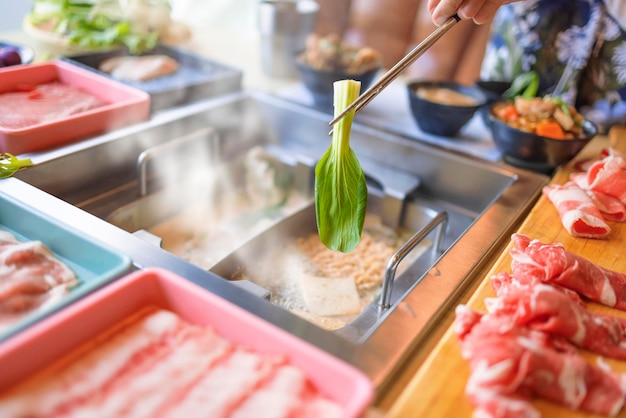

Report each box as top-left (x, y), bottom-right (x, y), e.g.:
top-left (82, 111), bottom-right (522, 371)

top-left (480, 0), bottom-right (626, 132)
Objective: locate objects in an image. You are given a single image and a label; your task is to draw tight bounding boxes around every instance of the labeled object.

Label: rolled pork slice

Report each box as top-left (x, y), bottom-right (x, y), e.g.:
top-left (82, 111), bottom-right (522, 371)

top-left (585, 152), bottom-right (626, 206)
top-left (510, 233), bottom-right (626, 310)
top-left (542, 181), bottom-right (611, 239)
top-left (488, 272), bottom-right (626, 360)
top-left (570, 172), bottom-right (626, 222)
top-left (455, 304), bottom-right (626, 418)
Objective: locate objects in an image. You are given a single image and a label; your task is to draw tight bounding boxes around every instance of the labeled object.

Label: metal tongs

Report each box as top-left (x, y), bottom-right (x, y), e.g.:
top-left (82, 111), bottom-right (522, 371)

top-left (328, 14), bottom-right (461, 130)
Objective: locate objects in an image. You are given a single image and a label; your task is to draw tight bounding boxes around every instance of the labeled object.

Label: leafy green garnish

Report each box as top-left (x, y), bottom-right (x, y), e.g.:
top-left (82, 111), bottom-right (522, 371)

top-left (28, 0), bottom-right (159, 54)
top-left (503, 71), bottom-right (540, 99)
top-left (0, 154), bottom-right (33, 178)
top-left (315, 80), bottom-right (367, 253)
top-left (548, 95), bottom-right (572, 116)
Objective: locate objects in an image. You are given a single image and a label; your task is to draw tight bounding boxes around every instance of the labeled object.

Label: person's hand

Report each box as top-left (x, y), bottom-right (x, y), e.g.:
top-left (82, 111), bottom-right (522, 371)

top-left (427, 0), bottom-right (518, 26)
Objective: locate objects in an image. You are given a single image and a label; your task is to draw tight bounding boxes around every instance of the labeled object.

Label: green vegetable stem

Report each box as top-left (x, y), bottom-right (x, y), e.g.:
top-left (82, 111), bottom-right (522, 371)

top-left (503, 70), bottom-right (540, 99)
top-left (315, 79), bottom-right (367, 253)
top-left (0, 154), bottom-right (33, 178)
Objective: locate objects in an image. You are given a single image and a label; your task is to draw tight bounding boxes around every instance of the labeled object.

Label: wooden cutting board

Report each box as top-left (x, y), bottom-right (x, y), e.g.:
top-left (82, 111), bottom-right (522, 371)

top-left (387, 129), bottom-right (626, 418)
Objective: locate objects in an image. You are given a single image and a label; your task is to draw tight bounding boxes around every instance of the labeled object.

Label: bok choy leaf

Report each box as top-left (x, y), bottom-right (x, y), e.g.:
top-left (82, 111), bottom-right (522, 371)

top-left (315, 79), bottom-right (367, 253)
top-left (0, 153), bottom-right (33, 178)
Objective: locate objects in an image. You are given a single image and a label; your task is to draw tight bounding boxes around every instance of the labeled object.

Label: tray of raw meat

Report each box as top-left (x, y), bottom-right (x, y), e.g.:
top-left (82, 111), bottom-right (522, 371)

top-left (0, 60), bottom-right (150, 154)
top-left (62, 44), bottom-right (243, 113)
top-left (0, 194), bottom-right (132, 342)
top-left (0, 267), bottom-right (373, 418)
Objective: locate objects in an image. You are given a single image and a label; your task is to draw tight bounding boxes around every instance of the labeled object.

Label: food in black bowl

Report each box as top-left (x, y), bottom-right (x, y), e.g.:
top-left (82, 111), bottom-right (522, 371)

top-left (474, 80), bottom-right (512, 126)
top-left (489, 96), bottom-right (597, 171)
top-left (406, 80), bottom-right (487, 137)
top-left (295, 34), bottom-right (382, 108)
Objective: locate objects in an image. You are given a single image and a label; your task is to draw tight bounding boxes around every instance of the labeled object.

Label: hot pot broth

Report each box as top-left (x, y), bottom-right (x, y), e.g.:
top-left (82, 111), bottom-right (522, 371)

top-left (231, 215), bottom-right (431, 331)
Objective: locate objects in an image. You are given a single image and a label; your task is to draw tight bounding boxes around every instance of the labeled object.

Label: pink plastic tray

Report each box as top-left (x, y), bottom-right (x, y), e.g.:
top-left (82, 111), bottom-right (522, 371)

top-left (0, 60), bottom-right (150, 154)
top-left (0, 267), bottom-right (373, 416)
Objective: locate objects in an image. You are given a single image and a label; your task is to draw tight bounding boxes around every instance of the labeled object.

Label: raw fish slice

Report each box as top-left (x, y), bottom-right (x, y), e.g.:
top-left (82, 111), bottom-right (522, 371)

top-left (510, 233), bottom-right (626, 310)
top-left (542, 181), bottom-right (610, 238)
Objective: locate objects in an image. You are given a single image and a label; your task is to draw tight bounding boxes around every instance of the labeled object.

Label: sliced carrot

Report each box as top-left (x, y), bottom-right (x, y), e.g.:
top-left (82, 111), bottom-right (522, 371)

top-left (535, 120), bottom-right (566, 139)
top-left (495, 104), bottom-right (519, 121)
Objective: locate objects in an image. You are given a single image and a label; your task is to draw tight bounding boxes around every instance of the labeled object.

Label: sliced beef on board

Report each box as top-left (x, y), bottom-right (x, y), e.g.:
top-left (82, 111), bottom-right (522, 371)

top-left (509, 233), bottom-right (626, 310)
top-left (542, 181), bottom-right (611, 239)
top-left (571, 172), bottom-right (626, 222)
top-left (455, 304), bottom-right (626, 418)
top-left (544, 148), bottom-right (626, 237)
top-left (584, 151), bottom-right (626, 206)
top-left (488, 271), bottom-right (626, 360)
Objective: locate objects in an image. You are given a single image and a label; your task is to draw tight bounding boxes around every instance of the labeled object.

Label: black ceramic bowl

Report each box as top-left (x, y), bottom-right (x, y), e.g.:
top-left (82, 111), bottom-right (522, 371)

top-left (488, 103), bottom-right (598, 171)
top-left (295, 59), bottom-right (380, 108)
top-left (406, 80), bottom-right (487, 137)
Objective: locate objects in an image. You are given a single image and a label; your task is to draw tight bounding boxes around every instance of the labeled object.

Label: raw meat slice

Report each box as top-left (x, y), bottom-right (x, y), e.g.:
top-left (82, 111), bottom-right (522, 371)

top-left (0, 309), bottom-right (345, 418)
top-left (230, 365), bottom-right (306, 418)
top-left (231, 364), bottom-right (345, 418)
top-left (487, 272), bottom-right (626, 360)
top-left (542, 181), bottom-right (611, 239)
top-left (491, 269), bottom-right (584, 306)
top-left (510, 233), bottom-right (626, 310)
top-left (571, 172), bottom-right (626, 222)
top-left (64, 322), bottom-right (232, 417)
top-left (0, 309), bottom-right (184, 416)
top-left (0, 232), bottom-right (77, 326)
top-left (161, 348), bottom-right (282, 418)
top-left (585, 152), bottom-right (626, 205)
top-left (573, 147), bottom-right (624, 172)
top-left (296, 398), bottom-right (345, 418)
top-left (98, 55), bottom-right (179, 82)
top-left (455, 304), bottom-right (626, 418)
top-left (0, 240), bottom-right (76, 287)
top-left (0, 82), bottom-right (106, 130)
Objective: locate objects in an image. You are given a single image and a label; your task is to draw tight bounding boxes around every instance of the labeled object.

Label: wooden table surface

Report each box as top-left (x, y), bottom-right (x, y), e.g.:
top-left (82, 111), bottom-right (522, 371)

top-left (385, 129), bottom-right (626, 418)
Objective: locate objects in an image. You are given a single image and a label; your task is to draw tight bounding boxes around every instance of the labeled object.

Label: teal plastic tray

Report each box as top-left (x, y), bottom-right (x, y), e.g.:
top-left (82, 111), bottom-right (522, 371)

top-left (0, 194), bottom-right (132, 342)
